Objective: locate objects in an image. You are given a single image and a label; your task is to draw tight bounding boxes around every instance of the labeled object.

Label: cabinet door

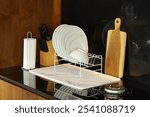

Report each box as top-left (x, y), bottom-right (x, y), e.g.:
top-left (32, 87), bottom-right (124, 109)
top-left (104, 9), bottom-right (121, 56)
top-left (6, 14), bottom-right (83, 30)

top-left (22, 89), bottom-right (46, 100)
top-left (0, 80), bottom-right (46, 100)
top-left (0, 80), bottom-right (22, 99)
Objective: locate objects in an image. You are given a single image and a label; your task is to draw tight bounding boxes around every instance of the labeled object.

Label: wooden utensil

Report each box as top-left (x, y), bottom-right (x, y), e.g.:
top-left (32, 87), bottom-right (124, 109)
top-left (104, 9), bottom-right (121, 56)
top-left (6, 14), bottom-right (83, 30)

top-left (105, 18), bottom-right (127, 78)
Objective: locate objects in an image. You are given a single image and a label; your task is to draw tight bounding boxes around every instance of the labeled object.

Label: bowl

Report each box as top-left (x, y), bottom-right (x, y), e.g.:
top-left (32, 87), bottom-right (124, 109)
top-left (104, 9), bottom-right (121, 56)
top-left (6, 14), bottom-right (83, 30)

top-left (69, 49), bottom-right (89, 64)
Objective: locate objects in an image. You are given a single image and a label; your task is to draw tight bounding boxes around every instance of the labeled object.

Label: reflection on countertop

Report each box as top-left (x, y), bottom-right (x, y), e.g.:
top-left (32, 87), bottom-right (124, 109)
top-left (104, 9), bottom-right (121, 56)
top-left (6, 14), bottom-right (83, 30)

top-left (0, 66), bottom-right (150, 100)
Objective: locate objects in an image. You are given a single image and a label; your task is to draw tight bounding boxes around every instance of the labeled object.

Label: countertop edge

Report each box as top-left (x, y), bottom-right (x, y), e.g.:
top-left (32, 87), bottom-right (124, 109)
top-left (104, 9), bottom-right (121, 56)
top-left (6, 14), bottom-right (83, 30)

top-left (0, 75), bottom-right (55, 100)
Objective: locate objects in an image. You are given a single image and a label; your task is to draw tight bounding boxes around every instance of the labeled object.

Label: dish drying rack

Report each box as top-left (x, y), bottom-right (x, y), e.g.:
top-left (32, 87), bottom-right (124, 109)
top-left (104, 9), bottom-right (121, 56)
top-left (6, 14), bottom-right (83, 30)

top-left (30, 52), bottom-right (121, 90)
top-left (53, 53), bottom-right (103, 78)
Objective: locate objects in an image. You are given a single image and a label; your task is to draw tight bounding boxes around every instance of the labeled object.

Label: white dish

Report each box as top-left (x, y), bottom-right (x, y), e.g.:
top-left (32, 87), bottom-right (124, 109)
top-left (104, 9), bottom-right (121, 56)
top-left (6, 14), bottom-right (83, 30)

top-left (66, 33), bottom-right (88, 54)
top-left (64, 32), bottom-right (80, 52)
top-left (63, 26), bottom-right (88, 61)
top-left (69, 49), bottom-right (89, 64)
top-left (59, 25), bottom-right (87, 59)
top-left (58, 25), bottom-right (72, 58)
top-left (52, 24), bottom-right (88, 61)
top-left (52, 24), bottom-right (69, 58)
top-left (52, 25), bottom-right (63, 56)
top-left (54, 26), bottom-right (66, 58)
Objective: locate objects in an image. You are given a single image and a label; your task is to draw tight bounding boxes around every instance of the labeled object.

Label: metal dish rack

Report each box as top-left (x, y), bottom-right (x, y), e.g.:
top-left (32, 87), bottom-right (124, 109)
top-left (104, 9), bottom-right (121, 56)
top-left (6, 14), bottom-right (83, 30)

top-left (53, 53), bottom-right (103, 78)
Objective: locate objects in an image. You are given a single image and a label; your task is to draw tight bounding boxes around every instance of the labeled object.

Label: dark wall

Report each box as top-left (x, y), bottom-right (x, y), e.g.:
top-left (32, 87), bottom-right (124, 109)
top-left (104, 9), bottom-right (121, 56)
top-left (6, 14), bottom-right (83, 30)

top-left (122, 0), bottom-right (150, 77)
top-left (61, 0), bottom-right (150, 78)
top-left (62, 0), bottom-right (122, 54)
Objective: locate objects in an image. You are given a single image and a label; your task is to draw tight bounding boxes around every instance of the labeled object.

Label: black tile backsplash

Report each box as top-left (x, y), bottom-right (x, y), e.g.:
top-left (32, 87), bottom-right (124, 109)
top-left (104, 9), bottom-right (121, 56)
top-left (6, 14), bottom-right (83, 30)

top-left (61, 0), bottom-right (150, 80)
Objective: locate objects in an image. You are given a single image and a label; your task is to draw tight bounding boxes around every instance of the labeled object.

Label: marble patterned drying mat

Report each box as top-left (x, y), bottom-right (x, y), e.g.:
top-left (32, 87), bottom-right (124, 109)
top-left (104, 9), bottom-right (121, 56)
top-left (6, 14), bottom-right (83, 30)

top-left (29, 64), bottom-right (120, 90)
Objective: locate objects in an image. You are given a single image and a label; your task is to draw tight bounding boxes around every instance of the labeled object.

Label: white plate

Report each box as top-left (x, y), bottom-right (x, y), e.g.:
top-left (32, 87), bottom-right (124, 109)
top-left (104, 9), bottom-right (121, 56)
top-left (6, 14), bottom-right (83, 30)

top-left (65, 33), bottom-right (87, 55)
top-left (63, 26), bottom-right (88, 59)
top-left (58, 25), bottom-right (86, 58)
top-left (52, 24), bottom-right (69, 58)
top-left (52, 24), bottom-right (88, 61)
top-left (57, 25), bottom-right (71, 58)
top-left (52, 25), bottom-right (63, 56)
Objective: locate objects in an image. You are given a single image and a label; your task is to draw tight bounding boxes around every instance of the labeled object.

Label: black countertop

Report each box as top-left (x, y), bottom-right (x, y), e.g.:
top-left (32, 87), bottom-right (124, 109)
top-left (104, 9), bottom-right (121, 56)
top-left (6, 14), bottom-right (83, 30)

top-left (0, 66), bottom-right (56, 100)
top-left (0, 66), bottom-right (150, 100)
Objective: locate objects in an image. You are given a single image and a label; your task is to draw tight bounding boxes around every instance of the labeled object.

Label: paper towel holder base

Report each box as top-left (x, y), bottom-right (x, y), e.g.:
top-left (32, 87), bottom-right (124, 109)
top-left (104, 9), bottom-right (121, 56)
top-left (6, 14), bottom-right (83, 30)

top-left (21, 67), bottom-right (36, 71)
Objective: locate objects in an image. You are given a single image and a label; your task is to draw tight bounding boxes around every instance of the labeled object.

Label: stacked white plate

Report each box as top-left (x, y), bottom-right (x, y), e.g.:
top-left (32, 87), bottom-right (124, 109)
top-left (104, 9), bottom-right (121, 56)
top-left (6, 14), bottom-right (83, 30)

top-left (52, 24), bottom-right (88, 63)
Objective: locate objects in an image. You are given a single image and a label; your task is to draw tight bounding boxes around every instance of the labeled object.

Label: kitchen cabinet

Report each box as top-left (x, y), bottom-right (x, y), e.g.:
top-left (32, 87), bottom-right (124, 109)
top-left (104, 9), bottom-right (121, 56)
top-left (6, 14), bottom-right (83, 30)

top-left (0, 79), bottom-right (46, 100)
top-left (0, 0), bottom-right (61, 68)
top-left (0, 0), bottom-right (61, 99)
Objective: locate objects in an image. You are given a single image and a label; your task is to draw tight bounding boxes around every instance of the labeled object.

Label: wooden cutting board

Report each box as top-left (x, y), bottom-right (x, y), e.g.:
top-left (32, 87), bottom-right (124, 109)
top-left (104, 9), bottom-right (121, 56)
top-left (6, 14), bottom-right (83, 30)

top-left (105, 18), bottom-right (127, 78)
top-left (40, 40), bottom-right (58, 92)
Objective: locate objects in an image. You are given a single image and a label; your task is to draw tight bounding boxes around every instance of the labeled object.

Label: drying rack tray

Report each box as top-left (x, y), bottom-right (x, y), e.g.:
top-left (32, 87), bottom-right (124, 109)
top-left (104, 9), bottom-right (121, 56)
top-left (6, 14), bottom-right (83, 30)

top-left (29, 64), bottom-right (120, 90)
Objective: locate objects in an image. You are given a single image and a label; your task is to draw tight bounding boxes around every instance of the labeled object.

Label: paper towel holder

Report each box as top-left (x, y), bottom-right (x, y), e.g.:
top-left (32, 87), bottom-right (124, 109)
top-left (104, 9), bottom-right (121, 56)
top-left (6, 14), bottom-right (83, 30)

top-left (27, 31), bottom-right (32, 39)
top-left (23, 31), bottom-right (37, 71)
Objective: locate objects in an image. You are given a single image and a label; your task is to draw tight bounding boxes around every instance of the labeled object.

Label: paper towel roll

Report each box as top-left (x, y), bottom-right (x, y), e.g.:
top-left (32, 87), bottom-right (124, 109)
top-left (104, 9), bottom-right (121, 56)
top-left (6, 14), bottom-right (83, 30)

top-left (23, 32), bottom-right (36, 70)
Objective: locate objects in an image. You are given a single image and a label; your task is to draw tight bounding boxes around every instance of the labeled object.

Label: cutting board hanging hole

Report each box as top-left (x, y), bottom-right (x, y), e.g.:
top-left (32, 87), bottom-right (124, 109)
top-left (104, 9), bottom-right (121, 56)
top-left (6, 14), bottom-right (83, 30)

top-left (115, 18), bottom-right (121, 30)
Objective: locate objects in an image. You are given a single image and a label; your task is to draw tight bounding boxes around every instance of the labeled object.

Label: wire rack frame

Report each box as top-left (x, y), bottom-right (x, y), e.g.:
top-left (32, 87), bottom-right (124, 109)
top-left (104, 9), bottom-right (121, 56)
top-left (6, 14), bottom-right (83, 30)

top-left (53, 53), bottom-right (103, 78)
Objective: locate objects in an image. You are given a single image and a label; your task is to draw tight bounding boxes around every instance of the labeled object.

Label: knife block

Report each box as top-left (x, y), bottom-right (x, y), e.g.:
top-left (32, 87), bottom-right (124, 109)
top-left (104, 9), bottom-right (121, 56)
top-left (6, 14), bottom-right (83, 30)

top-left (40, 40), bottom-right (58, 66)
top-left (40, 40), bottom-right (58, 92)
